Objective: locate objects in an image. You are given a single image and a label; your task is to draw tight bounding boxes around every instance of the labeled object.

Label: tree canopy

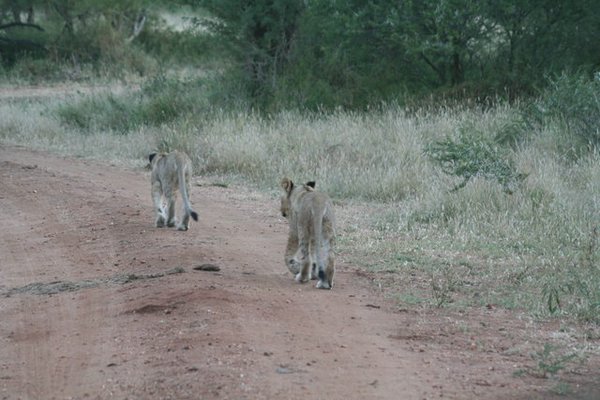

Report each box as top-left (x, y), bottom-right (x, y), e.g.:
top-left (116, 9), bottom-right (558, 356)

top-left (195, 0), bottom-right (600, 108)
top-left (2, 0), bottom-right (599, 109)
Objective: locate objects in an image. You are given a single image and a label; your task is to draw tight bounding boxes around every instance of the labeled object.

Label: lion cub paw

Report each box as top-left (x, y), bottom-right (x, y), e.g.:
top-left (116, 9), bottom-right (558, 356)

top-left (295, 273), bottom-right (310, 283)
top-left (316, 280), bottom-right (332, 290)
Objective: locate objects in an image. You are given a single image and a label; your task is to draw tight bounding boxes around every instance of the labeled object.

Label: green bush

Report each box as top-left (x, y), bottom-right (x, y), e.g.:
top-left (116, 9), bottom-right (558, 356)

top-left (524, 73), bottom-right (600, 157)
top-left (56, 76), bottom-right (206, 133)
top-left (81, 23), bottom-right (157, 76)
top-left (3, 57), bottom-right (64, 83)
top-left (0, 23), bottom-right (47, 67)
top-left (138, 26), bottom-right (217, 66)
top-left (541, 226), bottom-right (600, 323)
top-left (56, 94), bottom-right (134, 132)
top-left (425, 127), bottom-right (526, 193)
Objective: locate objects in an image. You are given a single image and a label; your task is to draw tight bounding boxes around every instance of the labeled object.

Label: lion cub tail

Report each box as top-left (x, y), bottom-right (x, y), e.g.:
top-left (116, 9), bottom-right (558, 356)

top-left (177, 163), bottom-right (198, 222)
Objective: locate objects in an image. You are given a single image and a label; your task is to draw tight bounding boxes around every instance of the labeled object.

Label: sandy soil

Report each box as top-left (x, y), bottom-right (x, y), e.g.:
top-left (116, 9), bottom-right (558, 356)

top-left (0, 146), bottom-right (598, 400)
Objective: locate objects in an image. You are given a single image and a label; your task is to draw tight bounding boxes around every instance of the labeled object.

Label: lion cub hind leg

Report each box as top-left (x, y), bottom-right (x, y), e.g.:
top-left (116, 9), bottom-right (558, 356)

top-left (316, 251), bottom-right (335, 290)
top-left (286, 248), bottom-right (304, 275)
top-left (176, 177), bottom-right (197, 231)
top-left (294, 242), bottom-right (311, 283)
top-left (311, 262), bottom-right (318, 280)
top-left (176, 208), bottom-right (198, 231)
top-left (176, 201), bottom-right (190, 231)
top-left (155, 208), bottom-right (167, 228)
top-left (315, 215), bottom-right (335, 289)
top-left (151, 180), bottom-right (166, 228)
top-left (165, 196), bottom-right (176, 227)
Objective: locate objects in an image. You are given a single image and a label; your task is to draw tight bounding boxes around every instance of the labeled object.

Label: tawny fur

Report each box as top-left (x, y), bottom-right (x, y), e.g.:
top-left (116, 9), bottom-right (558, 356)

top-left (149, 150), bottom-right (198, 231)
top-left (280, 177), bottom-right (336, 289)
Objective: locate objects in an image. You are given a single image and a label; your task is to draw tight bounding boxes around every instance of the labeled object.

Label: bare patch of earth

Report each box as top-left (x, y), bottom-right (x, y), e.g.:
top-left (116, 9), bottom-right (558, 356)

top-left (0, 146), bottom-right (598, 399)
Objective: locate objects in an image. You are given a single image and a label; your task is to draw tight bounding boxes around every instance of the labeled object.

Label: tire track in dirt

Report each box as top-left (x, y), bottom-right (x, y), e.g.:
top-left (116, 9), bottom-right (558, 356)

top-left (0, 157), bottom-right (132, 398)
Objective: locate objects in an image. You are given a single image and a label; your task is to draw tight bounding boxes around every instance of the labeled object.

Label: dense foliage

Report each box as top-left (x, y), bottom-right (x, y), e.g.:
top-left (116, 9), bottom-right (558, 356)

top-left (195, 0), bottom-right (600, 109)
top-left (2, 0), bottom-right (599, 109)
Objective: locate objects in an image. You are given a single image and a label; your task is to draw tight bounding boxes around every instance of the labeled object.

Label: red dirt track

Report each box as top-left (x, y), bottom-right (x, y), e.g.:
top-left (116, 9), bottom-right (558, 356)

top-left (0, 146), bottom-right (598, 399)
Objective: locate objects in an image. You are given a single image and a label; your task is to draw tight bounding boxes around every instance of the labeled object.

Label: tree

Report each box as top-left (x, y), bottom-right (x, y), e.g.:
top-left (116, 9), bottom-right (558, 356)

top-left (284, 0), bottom-right (427, 107)
top-left (403, 0), bottom-right (494, 87)
top-left (479, 0), bottom-right (600, 93)
top-left (0, 1), bottom-right (46, 64)
top-left (0, 0), bottom-right (36, 23)
top-left (194, 0), bottom-right (305, 97)
top-left (46, 0), bottom-right (148, 38)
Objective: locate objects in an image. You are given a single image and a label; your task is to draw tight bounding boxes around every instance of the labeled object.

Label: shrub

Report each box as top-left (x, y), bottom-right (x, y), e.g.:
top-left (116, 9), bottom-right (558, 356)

top-left (541, 226), bottom-right (600, 323)
top-left (524, 73), bottom-right (600, 157)
top-left (425, 126), bottom-right (526, 193)
top-left (56, 76), bottom-right (206, 133)
top-left (137, 25), bottom-right (217, 66)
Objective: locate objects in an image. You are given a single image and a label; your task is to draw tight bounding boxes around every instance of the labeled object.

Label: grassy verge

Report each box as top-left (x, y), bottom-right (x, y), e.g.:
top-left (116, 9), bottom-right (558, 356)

top-left (1, 77), bottom-right (598, 324)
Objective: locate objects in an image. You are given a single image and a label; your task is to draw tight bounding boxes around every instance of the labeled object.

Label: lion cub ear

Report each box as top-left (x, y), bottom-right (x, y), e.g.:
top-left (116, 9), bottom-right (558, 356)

top-left (281, 177), bottom-right (294, 193)
top-left (149, 153), bottom-right (157, 164)
top-left (306, 181), bottom-right (316, 189)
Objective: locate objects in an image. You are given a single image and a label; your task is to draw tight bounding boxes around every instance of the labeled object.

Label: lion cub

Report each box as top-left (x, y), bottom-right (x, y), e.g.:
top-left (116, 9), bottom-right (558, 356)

top-left (149, 150), bottom-right (199, 231)
top-left (280, 177), bottom-right (336, 289)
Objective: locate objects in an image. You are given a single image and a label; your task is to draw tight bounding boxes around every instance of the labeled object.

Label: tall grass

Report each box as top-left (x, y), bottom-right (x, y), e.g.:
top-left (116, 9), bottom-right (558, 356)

top-left (0, 97), bottom-right (152, 167)
top-left (1, 75), bottom-right (598, 322)
top-left (195, 108), bottom-right (439, 201)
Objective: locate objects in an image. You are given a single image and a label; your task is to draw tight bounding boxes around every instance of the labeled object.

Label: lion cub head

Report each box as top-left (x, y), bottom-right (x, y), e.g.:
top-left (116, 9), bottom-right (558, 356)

top-left (280, 177), bottom-right (316, 218)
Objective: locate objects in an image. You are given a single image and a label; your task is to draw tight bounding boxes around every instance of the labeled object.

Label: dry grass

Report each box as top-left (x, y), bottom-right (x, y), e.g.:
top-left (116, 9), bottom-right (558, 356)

top-left (1, 88), bottom-right (598, 322)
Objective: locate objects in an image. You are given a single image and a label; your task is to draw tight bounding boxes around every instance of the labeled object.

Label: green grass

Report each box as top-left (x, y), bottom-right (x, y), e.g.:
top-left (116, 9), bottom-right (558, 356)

top-left (1, 76), bottom-right (598, 324)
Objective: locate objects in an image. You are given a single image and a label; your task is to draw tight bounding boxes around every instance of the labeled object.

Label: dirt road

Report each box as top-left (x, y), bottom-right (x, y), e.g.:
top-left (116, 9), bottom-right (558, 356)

top-left (0, 146), bottom-right (598, 399)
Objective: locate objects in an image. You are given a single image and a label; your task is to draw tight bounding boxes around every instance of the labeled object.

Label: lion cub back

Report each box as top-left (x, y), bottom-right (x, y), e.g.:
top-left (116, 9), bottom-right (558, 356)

top-left (280, 177), bottom-right (336, 289)
top-left (149, 150), bottom-right (198, 231)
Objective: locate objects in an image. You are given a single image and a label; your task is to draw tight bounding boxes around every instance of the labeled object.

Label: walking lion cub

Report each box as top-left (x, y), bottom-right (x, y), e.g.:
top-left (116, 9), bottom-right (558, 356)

top-left (149, 150), bottom-right (198, 231)
top-left (280, 177), bottom-right (336, 289)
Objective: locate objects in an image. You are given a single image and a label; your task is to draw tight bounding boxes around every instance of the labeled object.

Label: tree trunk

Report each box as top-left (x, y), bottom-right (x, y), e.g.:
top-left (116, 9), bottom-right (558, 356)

top-left (451, 51), bottom-right (463, 85)
top-left (27, 6), bottom-right (34, 24)
top-left (126, 9), bottom-right (147, 43)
